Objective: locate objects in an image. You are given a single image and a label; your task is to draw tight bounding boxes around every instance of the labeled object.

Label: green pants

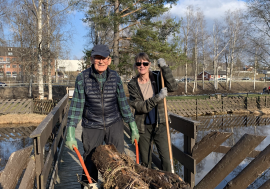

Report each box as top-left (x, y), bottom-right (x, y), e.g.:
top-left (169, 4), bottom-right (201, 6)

top-left (138, 123), bottom-right (171, 172)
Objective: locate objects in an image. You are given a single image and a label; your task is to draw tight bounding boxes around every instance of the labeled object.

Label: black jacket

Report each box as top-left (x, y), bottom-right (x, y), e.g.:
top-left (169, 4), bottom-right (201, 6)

top-left (128, 66), bottom-right (178, 133)
top-left (82, 66), bottom-right (121, 129)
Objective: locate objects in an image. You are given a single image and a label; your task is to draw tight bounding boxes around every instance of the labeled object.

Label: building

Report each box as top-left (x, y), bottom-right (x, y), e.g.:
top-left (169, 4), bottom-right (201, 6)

top-left (197, 70), bottom-right (227, 80)
top-left (0, 47), bottom-right (56, 79)
top-left (56, 59), bottom-right (84, 72)
top-left (0, 47), bottom-right (21, 77)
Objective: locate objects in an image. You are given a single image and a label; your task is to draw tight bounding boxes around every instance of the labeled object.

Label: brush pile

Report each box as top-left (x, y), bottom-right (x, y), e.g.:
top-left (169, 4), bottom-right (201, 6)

top-left (92, 145), bottom-right (190, 189)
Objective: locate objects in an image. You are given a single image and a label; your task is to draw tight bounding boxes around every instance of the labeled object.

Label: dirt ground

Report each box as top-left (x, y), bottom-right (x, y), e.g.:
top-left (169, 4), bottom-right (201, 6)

top-left (0, 114), bottom-right (46, 125)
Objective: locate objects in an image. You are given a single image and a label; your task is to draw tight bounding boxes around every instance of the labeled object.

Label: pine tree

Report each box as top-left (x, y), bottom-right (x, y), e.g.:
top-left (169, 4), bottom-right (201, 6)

top-left (79, 0), bottom-right (186, 74)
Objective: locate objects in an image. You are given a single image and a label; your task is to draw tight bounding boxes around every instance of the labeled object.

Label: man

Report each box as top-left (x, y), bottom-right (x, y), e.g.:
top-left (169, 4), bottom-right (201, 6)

top-left (65, 45), bottom-right (139, 187)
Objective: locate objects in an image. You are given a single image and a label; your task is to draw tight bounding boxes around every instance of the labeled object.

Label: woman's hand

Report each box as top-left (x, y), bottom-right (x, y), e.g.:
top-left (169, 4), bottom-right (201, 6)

top-left (157, 58), bottom-right (167, 67)
top-left (157, 87), bottom-right (168, 101)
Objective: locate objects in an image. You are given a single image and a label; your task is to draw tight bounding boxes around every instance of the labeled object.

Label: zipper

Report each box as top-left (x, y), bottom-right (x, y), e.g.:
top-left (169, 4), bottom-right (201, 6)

top-left (93, 70), bottom-right (107, 130)
top-left (102, 75), bottom-right (109, 131)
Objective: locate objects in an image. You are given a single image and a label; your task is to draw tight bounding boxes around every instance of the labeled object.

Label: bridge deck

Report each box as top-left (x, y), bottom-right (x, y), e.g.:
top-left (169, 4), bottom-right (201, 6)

top-left (54, 121), bottom-right (136, 189)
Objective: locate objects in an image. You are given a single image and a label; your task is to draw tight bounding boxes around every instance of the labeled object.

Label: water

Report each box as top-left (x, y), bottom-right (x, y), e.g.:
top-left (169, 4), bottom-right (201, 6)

top-left (169, 115), bottom-right (270, 188)
top-left (0, 125), bottom-right (35, 171)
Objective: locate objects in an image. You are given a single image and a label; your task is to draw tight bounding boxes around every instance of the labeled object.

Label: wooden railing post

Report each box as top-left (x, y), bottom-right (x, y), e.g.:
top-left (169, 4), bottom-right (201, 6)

top-left (34, 137), bottom-right (44, 189)
top-left (184, 132), bottom-right (195, 188)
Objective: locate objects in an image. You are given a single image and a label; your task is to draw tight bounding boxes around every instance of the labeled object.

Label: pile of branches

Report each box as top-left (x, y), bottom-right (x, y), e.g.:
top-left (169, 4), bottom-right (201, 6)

top-left (92, 145), bottom-right (190, 189)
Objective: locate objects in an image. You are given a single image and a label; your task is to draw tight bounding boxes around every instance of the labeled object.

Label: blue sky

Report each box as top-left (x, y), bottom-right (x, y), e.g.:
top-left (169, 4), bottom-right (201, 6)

top-left (69, 11), bottom-right (88, 60)
top-left (69, 0), bottom-right (247, 59)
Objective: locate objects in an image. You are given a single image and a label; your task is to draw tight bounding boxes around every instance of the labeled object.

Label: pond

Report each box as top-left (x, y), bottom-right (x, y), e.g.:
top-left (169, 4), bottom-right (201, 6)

top-left (0, 124), bottom-right (36, 171)
top-left (169, 114), bottom-right (270, 189)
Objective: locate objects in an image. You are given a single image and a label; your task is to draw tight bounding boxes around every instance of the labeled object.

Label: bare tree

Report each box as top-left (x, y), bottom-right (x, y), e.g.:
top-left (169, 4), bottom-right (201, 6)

top-left (224, 10), bottom-right (246, 91)
top-left (190, 8), bottom-right (206, 93)
top-left (0, 0), bottom-right (9, 45)
top-left (199, 13), bottom-right (208, 90)
top-left (246, 0), bottom-right (270, 62)
top-left (181, 6), bottom-right (193, 94)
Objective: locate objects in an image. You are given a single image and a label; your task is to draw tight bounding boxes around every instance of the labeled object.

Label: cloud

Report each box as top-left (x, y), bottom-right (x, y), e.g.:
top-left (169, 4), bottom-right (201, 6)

top-left (170, 0), bottom-right (247, 26)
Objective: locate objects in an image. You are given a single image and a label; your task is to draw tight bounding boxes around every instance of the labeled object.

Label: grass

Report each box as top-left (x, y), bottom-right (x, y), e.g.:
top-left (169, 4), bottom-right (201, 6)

top-left (167, 93), bottom-right (270, 100)
top-left (167, 95), bottom-right (209, 100)
top-left (0, 114), bottom-right (46, 125)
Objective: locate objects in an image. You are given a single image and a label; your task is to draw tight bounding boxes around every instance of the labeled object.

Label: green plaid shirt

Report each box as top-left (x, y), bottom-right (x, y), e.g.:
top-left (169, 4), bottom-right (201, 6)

top-left (67, 68), bottom-right (135, 128)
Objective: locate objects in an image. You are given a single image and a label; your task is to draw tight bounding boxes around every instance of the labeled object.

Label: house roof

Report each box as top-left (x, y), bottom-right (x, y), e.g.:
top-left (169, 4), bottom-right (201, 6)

top-left (199, 70), bottom-right (227, 75)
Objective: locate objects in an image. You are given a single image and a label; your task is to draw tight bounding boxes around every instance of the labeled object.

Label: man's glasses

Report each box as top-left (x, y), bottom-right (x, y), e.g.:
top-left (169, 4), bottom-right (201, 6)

top-left (136, 62), bottom-right (149, 67)
top-left (94, 56), bottom-right (110, 63)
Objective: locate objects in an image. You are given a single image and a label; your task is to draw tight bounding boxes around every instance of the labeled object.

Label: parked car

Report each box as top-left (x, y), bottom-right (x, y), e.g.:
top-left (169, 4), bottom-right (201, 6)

top-left (0, 82), bottom-right (7, 87)
top-left (242, 77), bottom-right (251, 80)
top-left (180, 78), bottom-right (194, 82)
top-left (218, 78), bottom-right (227, 82)
top-left (259, 77), bottom-right (270, 81)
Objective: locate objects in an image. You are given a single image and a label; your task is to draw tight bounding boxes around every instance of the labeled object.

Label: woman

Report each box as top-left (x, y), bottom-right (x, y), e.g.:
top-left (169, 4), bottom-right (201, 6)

top-left (128, 52), bottom-right (178, 172)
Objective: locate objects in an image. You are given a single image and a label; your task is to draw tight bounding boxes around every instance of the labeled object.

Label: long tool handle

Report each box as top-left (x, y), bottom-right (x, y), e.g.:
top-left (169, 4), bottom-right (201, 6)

top-left (134, 139), bottom-right (139, 164)
top-left (160, 69), bottom-right (175, 174)
top-left (73, 145), bottom-right (93, 184)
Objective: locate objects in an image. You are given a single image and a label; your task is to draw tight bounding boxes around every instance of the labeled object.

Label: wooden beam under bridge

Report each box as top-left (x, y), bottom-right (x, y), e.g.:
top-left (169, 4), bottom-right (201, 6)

top-left (195, 134), bottom-right (266, 189)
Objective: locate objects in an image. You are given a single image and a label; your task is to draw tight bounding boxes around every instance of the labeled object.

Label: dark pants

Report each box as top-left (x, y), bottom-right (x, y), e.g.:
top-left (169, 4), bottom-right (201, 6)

top-left (81, 119), bottom-right (124, 188)
top-left (138, 123), bottom-right (171, 172)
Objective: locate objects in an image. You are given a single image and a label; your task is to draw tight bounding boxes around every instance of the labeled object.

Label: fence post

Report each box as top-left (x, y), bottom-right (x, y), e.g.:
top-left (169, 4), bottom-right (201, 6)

top-left (196, 99), bottom-right (198, 118)
top-left (184, 134), bottom-right (195, 187)
top-left (222, 97), bottom-right (224, 112)
top-left (41, 101), bottom-right (43, 115)
top-left (31, 99), bottom-right (33, 113)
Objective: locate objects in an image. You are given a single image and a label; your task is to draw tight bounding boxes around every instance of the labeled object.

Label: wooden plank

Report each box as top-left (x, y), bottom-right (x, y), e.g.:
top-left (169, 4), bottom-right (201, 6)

top-left (41, 140), bottom-right (56, 189)
top-left (169, 112), bottom-right (199, 138)
top-left (18, 156), bottom-right (36, 189)
top-left (192, 132), bottom-right (232, 164)
top-left (172, 144), bottom-right (195, 173)
top-left (0, 145), bottom-right (33, 189)
top-left (20, 99), bottom-right (33, 114)
top-left (14, 99), bottom-right (28, 114)
top-left (224, 144), bottom-right (270, 189)
top-left (184, 133), bottom-right (196, 188)
top-left (30, 94), bottom-right (68, 153)
top-left (5, 99), bottom-right (19, 114)
top-left (195, 134), bottom-right (266, 189)
top-left (258, 179), bottom-right (270, 189)
top-left (49, 127), bottom-right (68, 189)
top-left (0, 99), bottom-right (16, 113)
top-left (34, 138), bottom-right (43, 189)
top-left (213, 145), bottom-right (261, 158)
top-left (40, 109), bottom-right (68, 189)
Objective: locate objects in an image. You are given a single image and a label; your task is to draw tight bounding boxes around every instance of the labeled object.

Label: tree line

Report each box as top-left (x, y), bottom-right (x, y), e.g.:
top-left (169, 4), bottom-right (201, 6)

top-left (1, 0), bottom-right (270, 98)
top-left (0, 0), bottom-right (74, 99)
top-left (79, 0), bottom-right (270, 93)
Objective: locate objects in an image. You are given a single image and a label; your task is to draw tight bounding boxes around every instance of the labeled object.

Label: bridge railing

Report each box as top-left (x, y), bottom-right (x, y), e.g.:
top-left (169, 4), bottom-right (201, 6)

top-left (124, 111), bottom-right (200, 188)
top-left (30, 94), bottom-right (69, 189)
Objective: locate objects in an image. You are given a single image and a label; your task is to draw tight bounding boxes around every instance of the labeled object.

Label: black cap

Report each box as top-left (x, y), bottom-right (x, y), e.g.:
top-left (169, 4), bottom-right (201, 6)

top-left (91, 45), bottom-right (110, 57)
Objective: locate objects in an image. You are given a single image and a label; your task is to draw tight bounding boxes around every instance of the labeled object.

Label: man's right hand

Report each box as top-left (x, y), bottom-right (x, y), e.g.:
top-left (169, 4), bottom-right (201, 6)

top-left (129, 121), bottom-right (140, 144)
top-left (66, 127), bottom-right (78, 151)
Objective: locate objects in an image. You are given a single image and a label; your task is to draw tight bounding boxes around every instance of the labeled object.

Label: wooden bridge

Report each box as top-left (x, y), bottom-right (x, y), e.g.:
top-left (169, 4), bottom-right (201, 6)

top-left (2, 94), bottom-right (270, 188)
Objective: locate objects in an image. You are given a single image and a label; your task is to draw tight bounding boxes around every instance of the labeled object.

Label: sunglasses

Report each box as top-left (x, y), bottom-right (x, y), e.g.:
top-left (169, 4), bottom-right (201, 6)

top-left (136, 62), bottom-right (149, 67)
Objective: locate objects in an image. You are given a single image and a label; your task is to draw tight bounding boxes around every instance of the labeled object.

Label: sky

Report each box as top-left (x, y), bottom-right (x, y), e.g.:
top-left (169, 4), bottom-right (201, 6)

top-left (68, 0), bottom-right (247, 60)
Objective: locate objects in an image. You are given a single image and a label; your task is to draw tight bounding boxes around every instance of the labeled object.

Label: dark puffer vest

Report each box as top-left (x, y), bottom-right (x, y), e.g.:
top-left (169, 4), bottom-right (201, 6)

top-left (82, 67), bottom-right (121, 129)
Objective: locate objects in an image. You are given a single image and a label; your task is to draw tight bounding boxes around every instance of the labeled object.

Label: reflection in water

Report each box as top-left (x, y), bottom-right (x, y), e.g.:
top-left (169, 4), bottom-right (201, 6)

top-left (0, 125), bottom-right (35, 171)
top-left (170, 115), bottom-right (270, 188)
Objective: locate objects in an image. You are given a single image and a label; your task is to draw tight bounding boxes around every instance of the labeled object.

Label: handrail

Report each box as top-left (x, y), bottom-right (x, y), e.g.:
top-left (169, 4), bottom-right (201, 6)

top-left (123, 111), bottom-right (200, 188)
top-left (30, 94), bottom-right (69, 189)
